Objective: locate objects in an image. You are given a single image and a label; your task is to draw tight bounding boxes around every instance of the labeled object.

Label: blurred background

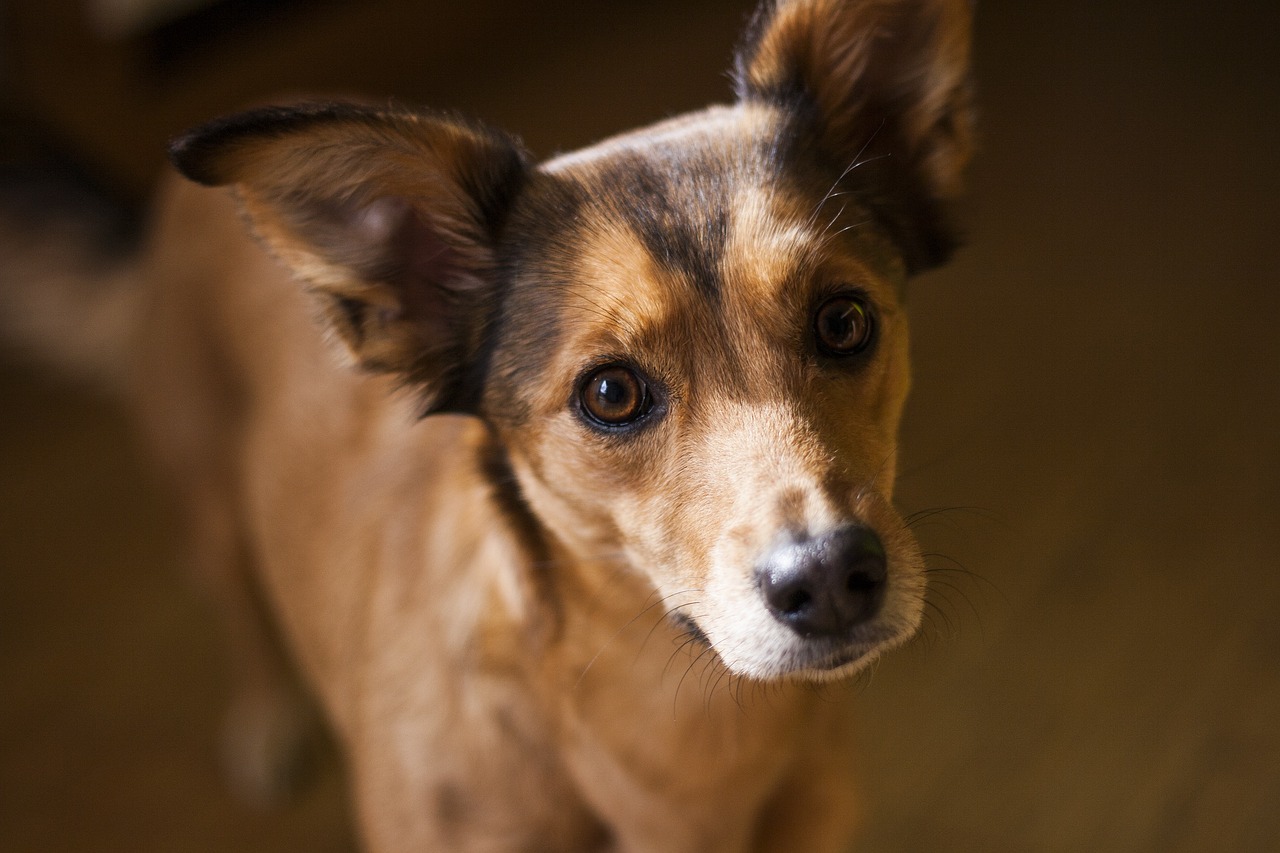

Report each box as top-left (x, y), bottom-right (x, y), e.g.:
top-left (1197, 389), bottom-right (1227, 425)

top-left (1, 0), bottom-right (1277, 850)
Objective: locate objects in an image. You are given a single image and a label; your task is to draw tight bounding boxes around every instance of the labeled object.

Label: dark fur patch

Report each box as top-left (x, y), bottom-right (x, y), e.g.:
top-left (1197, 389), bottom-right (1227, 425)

top-left (476, 430), bottom-right (562, 641)
top-left (739, 90), bottom-right (960, 276)
top-left (732, 0), bottom-right (793, 103)
top-left (475, 172), bottom-right (590, 422)
top-left (731, 0), bottom-right (969, 274)
top-left (598, 152), bottom-right (730, 302)
top-left (330, 294), bottom-right (367, 348)
top-left (168, 102), bottom-right (367, 186)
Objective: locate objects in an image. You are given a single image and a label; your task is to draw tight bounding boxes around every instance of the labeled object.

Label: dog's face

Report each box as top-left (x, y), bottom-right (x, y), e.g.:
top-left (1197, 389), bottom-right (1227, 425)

top-left (484, 104), bottom-right (923, 678)
top-left (170, 0), bottom-right (974, 681)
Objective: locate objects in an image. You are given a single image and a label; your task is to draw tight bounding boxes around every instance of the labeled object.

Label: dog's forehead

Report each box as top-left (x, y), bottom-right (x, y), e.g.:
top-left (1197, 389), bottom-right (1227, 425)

top-left (533, 104), bottom-right (831, 319)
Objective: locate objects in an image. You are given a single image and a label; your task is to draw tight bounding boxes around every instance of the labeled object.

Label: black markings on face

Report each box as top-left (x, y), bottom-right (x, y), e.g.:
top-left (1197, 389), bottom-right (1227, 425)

top-left (597, 152), bottom-right (729, 303)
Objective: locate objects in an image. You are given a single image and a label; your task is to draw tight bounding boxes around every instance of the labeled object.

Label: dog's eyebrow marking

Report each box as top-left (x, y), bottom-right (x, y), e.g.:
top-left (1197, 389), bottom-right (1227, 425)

top-left (724, 182), bottom-right (817, 294)
top-left (595, 152), bottom-right (729, 303)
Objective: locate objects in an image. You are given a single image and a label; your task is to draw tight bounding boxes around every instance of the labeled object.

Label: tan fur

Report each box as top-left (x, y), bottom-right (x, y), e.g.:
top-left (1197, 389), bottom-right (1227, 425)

top-left (115, 1), bottom-right (974, 849)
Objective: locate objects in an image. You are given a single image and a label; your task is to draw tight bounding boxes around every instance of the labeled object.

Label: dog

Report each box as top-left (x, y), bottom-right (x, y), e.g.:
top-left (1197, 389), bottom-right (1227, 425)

top-left (6, 0), bottom-right (974, 848)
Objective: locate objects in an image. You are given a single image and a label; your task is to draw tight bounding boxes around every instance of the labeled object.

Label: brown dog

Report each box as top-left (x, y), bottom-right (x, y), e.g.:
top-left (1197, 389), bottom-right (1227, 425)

top-left (13, 0), bottom-right (974, 849)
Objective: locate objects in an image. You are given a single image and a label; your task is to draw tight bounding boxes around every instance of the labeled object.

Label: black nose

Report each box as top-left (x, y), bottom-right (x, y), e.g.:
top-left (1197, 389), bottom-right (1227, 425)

top-left (756, 526), bottom-right (888, 638)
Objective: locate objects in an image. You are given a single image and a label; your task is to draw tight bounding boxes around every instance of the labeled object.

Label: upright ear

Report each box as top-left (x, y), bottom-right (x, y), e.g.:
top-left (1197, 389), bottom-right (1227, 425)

top-left (168, 102), bottom-right (530, 412)
top-left (735, 0), bottom-right (975, 273)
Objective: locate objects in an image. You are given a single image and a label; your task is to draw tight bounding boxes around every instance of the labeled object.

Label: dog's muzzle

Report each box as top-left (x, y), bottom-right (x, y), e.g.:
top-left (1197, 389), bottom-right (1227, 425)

top-left (754, 525), bottom-right (887, 639)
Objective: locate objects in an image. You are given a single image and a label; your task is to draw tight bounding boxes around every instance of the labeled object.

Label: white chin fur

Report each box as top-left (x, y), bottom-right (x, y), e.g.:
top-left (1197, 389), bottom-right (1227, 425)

top-left (704, 619), bottom-right (916, 683)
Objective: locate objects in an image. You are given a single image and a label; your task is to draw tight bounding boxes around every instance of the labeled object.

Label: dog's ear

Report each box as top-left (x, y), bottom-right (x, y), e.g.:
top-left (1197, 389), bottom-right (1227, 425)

top-left (168, 102), bottom-right (529, 412)
top-left (735, 0), bottom-right (975, 272)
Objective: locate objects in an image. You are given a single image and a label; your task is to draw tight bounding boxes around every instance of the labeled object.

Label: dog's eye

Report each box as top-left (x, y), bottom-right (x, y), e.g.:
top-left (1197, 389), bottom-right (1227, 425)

top-left (579, 365), bottom-right (651, 427)
top-left (814, 294), bottom-right (876, 357)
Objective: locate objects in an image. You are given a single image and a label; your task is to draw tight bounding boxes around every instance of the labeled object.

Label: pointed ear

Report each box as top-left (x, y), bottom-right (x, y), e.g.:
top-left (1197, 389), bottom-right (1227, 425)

top-left (735, 0), bottom-right (975, 272)
top-left (168, 102), bottom-right (530, 412)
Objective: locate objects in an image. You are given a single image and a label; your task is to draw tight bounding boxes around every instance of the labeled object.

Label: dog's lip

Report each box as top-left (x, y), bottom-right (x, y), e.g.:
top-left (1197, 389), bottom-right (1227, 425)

top-left (779, 636), bottom-right (889, 680)
top-left (780, 619), bottom-right (897, 666)
top-left (671, 610), bottom-right (895, 678)
top-left (810, 642), bottom-right (879, 671)
top-left (669, 612), bottom-right (709, 645)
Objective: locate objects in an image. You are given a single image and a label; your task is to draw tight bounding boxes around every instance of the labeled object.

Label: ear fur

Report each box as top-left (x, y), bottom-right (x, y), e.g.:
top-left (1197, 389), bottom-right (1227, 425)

top-left (735, 0), bottom-right (975, 272)
top-left (168, 102), bottom-right (530, 412)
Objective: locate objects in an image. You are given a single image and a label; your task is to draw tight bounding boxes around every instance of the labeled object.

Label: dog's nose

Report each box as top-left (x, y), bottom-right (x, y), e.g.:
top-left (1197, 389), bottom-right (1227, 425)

top-left (756, 526), bottom-right (887, 638)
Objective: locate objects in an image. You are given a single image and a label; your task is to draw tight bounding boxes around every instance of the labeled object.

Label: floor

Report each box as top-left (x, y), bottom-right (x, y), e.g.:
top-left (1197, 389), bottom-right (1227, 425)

top-left (2, 1), bottom-right (1278, 851)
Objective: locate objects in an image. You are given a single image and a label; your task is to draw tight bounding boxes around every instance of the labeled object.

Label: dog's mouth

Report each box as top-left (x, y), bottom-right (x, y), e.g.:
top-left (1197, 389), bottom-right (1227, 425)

top-left (669, 612), bottom-right (709, 646)
top-left (801, 626), bottom-right (897, 673)
top-left (668, 610), bottom-right (899, 680)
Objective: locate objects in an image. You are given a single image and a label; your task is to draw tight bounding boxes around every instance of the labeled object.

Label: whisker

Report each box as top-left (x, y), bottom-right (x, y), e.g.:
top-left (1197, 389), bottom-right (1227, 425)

top-left (633, 592), bottom-right (702, 665)
top-left (843, 654), bottom-right (882, 697)
top-left (575, 588), bottom-right (698, 689)
top-left (816, 218), bottom-right (874, 249)
top-left (664, 617), bottom-right (710, 679)
top-left (926, 574), bottom-right (979, 608)
top-left (915, 605), bottom-right (945, 647)
top-left (923, 553), bottom-right (1006, 598)
top-left (673, 643), bottom-right (719, 717)
top-left (903, 504), bottom-right (1006, 530)
top-left (922, 596), bottom-right (958, 638)
top-left (805, 119), bottom-right (889, 228)
top-left (818, 202), bottom-right (849, 240)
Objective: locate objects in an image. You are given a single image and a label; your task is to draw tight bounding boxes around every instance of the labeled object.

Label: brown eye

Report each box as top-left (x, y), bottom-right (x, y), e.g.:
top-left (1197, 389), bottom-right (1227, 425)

top-left (579, 365), bottom-right (651, 427)
top-left (814, 294), bottom-right (875, 356)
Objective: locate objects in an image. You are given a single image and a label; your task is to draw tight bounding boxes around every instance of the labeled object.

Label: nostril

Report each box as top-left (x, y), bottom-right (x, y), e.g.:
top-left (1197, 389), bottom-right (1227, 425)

top-left (779, 587), bottom-right (811, 616)
top-left (846, 569), bottom-right (878, 593)
top-left (758, 562), bottom-right (813, 616)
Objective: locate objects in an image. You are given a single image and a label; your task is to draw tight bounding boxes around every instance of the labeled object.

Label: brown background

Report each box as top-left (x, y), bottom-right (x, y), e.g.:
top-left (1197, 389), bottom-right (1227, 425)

top-left (2, 1), bottom-right (1278, 850)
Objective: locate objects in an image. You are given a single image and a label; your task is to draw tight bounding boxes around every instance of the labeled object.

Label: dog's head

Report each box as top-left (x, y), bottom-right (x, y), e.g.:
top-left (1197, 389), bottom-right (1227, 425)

top-left (171, 0), bottom-right (974, 681)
